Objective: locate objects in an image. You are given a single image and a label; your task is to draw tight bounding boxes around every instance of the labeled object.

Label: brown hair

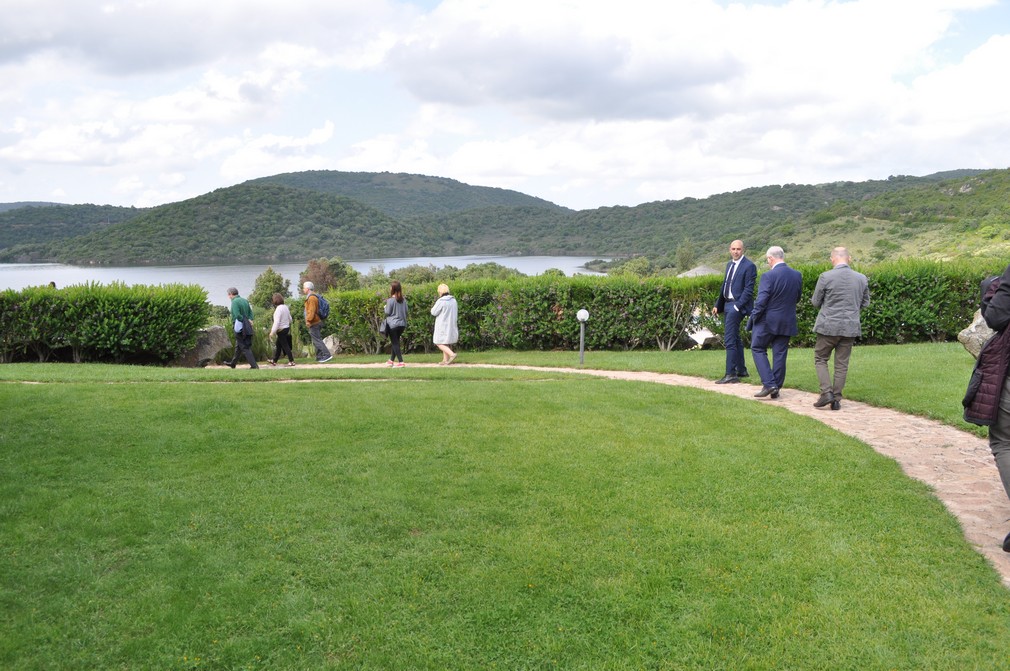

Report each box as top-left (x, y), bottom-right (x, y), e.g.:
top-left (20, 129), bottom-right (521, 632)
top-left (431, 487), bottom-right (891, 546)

top-left (390, 280), bottom-right (404, 303)
top-left (271, 293), bottom-right (285, 306)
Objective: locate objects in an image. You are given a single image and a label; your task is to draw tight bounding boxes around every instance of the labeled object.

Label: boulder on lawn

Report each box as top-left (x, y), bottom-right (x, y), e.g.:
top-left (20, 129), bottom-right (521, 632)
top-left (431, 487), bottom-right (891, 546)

top-left (323, 335), bottom-right (342, 356)
top-left (170, 325), bottom-right (231, 367)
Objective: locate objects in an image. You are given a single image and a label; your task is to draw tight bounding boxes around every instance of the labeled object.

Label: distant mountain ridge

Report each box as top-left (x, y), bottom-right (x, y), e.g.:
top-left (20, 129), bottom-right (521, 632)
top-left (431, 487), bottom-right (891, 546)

top-left (245, 170), bottom-right (570, 218)
top-left (0, 167), bottom-right (1005, 266)
top-left (0, 203), bottom-right (144, 250)
top-left (0, 201), bottom-right (62, 213)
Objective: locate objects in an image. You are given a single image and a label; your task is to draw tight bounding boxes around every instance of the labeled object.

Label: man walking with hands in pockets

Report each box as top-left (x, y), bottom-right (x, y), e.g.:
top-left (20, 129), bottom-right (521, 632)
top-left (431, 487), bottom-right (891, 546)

top-left (713, 239), bottom-right (757, 384)
top-left (748, 246), bottom-right (803, 398)
top-left (811, 247), bottom-right (870, 411)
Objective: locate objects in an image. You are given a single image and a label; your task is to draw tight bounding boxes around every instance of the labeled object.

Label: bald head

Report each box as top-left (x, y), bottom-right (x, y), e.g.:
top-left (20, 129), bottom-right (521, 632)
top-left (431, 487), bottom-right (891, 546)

top-left (830, 247), bottom-right (851, 266)
top-left (729, 240), bottom-right (745, 261)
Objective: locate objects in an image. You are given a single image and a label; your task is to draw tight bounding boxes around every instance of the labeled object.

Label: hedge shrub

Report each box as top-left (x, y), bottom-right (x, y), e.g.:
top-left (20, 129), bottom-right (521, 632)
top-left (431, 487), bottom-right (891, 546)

top-left (0, 283), bottom-right (209, 364)
top-left (311, 260), bottom-right (1003, 354)
top-left (2, 259), bottom-right (999, 364)
top-left (789, 259), bottom-right (998, 347)
top-left (312, 275), bottom-right (717, 354)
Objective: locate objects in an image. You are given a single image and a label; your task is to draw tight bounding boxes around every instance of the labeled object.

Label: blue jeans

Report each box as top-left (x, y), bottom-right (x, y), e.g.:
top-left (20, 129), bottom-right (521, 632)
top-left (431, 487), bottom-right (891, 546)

top-left (723, 303), bottom-right (747, 376)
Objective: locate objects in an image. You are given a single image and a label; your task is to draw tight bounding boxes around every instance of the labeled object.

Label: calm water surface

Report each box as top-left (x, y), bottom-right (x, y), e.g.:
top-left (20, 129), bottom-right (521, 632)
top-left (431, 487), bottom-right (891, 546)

top-left (0, 255), bottom-right (605, 305)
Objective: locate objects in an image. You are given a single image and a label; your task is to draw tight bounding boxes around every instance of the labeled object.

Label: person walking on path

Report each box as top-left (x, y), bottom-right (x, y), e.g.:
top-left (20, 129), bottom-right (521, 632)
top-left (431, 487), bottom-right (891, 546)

top-left (267, 293), bottom-right (296, 367)
top-left (980, 261), bottom-right (1010, 552)
top-left (302, 281), bottom-right (332, 363)
top-left (811, 247), bottom-right (870, 411)
top-left (226, 287), bottom-right (259, 369)
top-left (384, 280), bottom-right (408, 367)
top-left (747, 246), bottom-right (802, 399)
top-left (431, 283), bottom-right (459, 365)
top-left (712, 239), bottom-right (757, 384)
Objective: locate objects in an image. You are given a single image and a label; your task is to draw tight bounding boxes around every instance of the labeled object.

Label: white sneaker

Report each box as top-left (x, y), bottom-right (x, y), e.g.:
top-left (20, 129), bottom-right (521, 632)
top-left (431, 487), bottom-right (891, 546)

top-left (319, 355), bottom-right (333, 363)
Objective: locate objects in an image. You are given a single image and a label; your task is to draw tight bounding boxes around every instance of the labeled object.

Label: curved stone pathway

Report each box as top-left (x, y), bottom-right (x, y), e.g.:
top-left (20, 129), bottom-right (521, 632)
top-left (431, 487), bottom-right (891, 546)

top-left (237, 361), bottom-right (1010, 585)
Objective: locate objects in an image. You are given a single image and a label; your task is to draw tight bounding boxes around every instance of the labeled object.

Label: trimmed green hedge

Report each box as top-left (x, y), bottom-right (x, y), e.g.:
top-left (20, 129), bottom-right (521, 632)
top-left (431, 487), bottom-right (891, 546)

top-left (305, 259), bottom-right (1002, 354)
top-left (0, 283), bottom-right (209, 364)
top-left (304, 275), bottom-right (717, 354)
top-left (789, 259), bottom-right (997, 347)
top-left (2, 259), bottom-right (998, 363)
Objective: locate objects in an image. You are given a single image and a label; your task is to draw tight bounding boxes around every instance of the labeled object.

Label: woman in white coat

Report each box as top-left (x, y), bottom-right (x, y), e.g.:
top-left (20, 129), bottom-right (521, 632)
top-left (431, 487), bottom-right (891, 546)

top-left (430, 283), bottom-right (459, 365)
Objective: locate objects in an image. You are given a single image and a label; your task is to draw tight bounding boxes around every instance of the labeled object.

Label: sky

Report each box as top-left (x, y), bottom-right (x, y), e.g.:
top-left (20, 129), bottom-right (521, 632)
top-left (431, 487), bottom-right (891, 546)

top-left (2, 0), bottom-right (1009, 212)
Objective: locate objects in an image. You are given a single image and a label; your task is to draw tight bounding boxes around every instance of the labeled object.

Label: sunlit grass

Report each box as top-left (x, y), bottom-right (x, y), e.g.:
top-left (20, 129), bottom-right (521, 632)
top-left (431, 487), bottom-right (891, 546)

top-left (1, 361), bottom-right (1008, 669)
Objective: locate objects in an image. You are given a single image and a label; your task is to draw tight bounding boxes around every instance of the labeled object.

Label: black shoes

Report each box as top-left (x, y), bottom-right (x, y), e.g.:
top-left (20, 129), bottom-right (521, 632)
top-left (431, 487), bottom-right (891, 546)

top-left (715, 375), bottom-right (740, 384)
top-left (754, 386), bottom-right (779, 398)
top-left (226, 361), bottom-right (236, 369)
top-left (813, 392), bottom-right (834, 408)
top-left (1003, 531), bottom-right (1010, 553)
top-left (737, 370), bottom-right (750, 379)
top-left (831, 398), bottom-right (841, 411)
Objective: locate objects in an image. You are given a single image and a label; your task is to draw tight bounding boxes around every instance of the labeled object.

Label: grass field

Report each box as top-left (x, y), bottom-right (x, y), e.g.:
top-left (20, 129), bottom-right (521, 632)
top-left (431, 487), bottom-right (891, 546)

top-left (1, 343), bottom-right (1003, 669)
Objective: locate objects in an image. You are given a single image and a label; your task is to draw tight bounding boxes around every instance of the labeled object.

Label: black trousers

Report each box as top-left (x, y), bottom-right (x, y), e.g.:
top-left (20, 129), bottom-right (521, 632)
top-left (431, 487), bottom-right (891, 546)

top-left (388, 325), bottom-right (405, 362)
top-left (230, 332), bottom-right (258, 368)
top-left (272, 327), bottom-right (294, 363)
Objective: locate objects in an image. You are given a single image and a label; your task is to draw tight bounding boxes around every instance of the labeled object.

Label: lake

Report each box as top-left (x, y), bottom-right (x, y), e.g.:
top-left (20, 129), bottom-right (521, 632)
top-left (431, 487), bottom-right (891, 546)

top-left (0, 255), bottom-right (606, 305)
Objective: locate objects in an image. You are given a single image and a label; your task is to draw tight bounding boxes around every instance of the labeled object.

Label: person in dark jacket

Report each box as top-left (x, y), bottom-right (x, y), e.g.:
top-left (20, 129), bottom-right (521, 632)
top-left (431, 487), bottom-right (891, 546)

top-left (712, 239), bottom-right (757, 383)
top-left (226, 287), bottom-right (258, 369)
top-left (982, 262), bottom-right (1010, 552)
top-left (747, 246), bottom-right (802, 399)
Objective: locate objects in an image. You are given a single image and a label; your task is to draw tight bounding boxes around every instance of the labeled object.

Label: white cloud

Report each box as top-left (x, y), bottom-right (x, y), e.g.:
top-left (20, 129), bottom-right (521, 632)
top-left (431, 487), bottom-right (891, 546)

top-left (0, 0), bottom-right (1007, 211)
top-left (219, 122), bottom-right (337, 181)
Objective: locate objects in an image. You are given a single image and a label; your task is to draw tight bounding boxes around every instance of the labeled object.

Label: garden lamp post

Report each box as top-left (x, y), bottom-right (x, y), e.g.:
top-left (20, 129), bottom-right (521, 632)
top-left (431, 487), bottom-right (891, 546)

top-left (577, 309), bottom-right (589, 365)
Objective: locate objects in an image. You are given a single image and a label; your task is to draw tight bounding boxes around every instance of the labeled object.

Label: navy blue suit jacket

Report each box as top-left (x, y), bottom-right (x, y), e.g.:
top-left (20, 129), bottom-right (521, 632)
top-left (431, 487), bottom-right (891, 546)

top-left (749, 262), bottom-right (803, 337)
top-left (715, 256), bottom-right (757, 315)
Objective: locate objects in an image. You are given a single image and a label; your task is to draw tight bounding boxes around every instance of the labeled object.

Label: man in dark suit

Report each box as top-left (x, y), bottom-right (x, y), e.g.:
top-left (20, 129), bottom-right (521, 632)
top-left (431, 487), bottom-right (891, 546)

top-left (712, 239), bottom-right (757, 384)
top-left (748, 246), bottom-right (803, 398)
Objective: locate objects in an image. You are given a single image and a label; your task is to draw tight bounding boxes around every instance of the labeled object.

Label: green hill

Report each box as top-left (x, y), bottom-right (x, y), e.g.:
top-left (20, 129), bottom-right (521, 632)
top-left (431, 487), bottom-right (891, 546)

top-left (8, 184), bottom-right (425, 265)
top-left (0, 201), bottom-right (63, 213)
top-left (245, 170), bottom-right (569, 218)
top-left (0, 204), bottom-right (143, 250)
top-left (2, 167), bottom-right (1006, 267)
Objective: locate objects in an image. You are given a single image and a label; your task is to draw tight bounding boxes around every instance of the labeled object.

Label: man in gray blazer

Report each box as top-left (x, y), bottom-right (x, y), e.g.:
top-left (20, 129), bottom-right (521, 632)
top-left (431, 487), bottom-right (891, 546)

top-left (811, 247), bottom-right (870, 410)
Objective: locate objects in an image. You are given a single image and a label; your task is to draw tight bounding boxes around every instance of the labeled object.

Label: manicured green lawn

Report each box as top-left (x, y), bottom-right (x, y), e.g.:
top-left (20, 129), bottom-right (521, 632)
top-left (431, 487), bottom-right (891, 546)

top-left (2, 357), bottom-right (1008, 669)
top-left (429, 342), bottom-right (979, 433)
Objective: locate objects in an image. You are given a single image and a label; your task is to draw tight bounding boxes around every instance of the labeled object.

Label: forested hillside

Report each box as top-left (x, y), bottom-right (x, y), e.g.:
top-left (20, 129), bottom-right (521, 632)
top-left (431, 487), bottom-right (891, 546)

top-left (0, 201), bottom-right (62, 213)
top-left (4, 185), bottom-right (420, 265)
top-left (0, 167), bottom-right (1005, 267)
top-left (0, 204), bottom-right (143, 250)
top-left (245, 170), bottom-right (568, 218)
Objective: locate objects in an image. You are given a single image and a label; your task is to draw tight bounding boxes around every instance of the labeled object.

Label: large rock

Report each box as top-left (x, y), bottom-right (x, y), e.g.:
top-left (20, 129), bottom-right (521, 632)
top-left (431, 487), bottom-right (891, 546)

top-left (170, 325), bottom-right (231, 367)
top-left (959, 310), bottom-right (994, 360)
top-left (323, 335), bottom-right (342, 356)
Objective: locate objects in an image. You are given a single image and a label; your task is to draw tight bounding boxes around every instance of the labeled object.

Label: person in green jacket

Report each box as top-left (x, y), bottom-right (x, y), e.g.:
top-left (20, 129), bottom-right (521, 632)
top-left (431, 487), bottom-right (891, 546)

top-left (226, 287), bottom-right (259, 369)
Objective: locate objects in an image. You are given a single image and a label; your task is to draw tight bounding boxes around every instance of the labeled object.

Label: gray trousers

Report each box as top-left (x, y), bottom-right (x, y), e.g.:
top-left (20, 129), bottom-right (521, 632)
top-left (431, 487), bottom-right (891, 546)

top-left (989, 376), bottom-right (1010, 502)
top-left (813, 334), bottom-right (854, 397)
top-left (308, 323), bottom-right (329, 361)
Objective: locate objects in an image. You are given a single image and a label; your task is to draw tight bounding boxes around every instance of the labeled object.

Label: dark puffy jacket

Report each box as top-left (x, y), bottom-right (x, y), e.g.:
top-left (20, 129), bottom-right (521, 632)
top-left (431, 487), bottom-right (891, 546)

top-left (964, 268), bottom-right (1010, 425)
